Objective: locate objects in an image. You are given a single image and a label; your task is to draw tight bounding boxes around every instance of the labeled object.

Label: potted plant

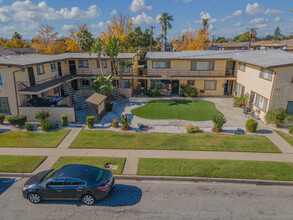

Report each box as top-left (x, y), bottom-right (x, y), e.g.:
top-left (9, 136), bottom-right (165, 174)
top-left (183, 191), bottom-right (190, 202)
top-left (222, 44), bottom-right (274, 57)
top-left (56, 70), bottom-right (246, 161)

top-left (119, 115), bottom-right (131, 130)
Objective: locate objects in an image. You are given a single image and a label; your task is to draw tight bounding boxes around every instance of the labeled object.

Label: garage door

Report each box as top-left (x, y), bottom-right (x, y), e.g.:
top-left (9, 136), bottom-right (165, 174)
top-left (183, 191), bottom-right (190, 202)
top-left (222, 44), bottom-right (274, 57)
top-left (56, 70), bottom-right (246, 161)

top-left (287, 102), bottom-right (293, 114)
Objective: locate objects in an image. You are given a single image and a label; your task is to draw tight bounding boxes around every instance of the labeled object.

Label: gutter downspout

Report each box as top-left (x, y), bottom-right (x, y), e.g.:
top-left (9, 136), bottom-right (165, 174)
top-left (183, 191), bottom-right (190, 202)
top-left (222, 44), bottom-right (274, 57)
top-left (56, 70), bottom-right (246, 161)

top-left (13, 68), bottom-right (25, 115)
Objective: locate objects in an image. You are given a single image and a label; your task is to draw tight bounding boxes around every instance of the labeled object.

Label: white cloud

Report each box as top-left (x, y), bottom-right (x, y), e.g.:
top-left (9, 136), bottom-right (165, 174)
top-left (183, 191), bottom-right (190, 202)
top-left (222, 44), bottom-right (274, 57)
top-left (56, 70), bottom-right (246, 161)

top-left (256, 24), bottom-right (268, 29)
top-left (194, 12), bottom-right (217, 24)
top-left (221, 10), bottom-right (242, 22)
top-left (233, 22), bottom-right (242, 27)
top-left (91, 22), bottom-right (106, 30)
top-left (131, 12), bottom-right (160, 24)
top-left (245, 2), bottom-right (283, 15)
top-left (62, 24), bottom-right (74, 32)
top-left (176, 0), bottom-right (192, 3)
top-left (130, 0), bottom-right (152, 13)
top-left (249, 18), bottom-right (269, 24)
top-left (274, 16), bottom-right (281, 22)
top-left (110, 9), bottom-right (116, 16)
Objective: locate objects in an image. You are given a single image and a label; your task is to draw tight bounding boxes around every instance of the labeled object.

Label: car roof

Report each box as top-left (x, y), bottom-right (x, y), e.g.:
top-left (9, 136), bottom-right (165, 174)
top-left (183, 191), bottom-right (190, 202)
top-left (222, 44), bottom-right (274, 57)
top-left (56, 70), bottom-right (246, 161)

top-left (54, 164), bottom-right (104, 181)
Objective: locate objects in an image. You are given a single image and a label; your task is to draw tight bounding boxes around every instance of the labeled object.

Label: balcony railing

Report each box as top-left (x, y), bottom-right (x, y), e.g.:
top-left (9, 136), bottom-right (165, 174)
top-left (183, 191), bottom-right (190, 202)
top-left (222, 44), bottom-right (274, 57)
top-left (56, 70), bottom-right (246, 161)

top-left (77, 69), bottom-right (133, 76)
top-left (147, 70), bottom-right (235, 78)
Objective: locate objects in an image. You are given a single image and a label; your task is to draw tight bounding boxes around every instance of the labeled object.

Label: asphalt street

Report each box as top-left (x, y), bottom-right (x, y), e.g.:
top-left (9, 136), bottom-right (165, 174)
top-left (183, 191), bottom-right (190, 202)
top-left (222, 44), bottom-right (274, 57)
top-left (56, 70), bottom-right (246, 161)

top-left (1, 177), bottom-right (293, 220)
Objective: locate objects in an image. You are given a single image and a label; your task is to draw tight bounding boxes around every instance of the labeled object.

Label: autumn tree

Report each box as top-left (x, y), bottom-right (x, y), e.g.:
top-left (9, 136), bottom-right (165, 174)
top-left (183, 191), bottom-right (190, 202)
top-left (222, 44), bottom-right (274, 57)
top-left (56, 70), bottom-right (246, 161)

top-left (64, 27), bottom-right (82, 52)
top-left (5, 38), bottom-right (30, 48)
top-left (172, 29), bottom-right (210, 51)
top-left (101, 12), bottom-right (133, 43)
top-left (76, 24), bottom-right (94, 52)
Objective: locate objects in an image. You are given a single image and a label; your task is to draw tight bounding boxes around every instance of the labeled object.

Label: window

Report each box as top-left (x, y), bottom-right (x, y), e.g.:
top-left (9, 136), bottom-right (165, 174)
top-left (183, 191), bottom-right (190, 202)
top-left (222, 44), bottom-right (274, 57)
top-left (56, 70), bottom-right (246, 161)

top-left (41, 91), bottom-right (48, 98)
top-left (54, 87), bottom-right (59, 94)
top-left (0, 71), bottom-right (3, 86)
top-left (64, 178), bottom-right (86, 186)
top-left (152, 61), bottom-right (170, 69)
top-left (255, 94), bottom-right (268, 112)
top-left (0, 97), bottom-right (10, 114)
top-left (97, 60), bottom-right (107, 68)
top-left (187, 80), bottom-right (195, 86)
top-left (287, 102), bottom-right (293, 115)
top-left (204, 80), bottom-right (217, 90)
top-left (78, 60), bottom-right (89, 68)
top-left (121, 79), bottom-right (130, 88)
top-left (238, 62), bottom-right (246, 71)
top-left (191, 61), bottom-right (214, 71)
top-left (51, 63), bottom-right (57, 72)
top-left (260, 68), bottom-right (273, 81)
top-left (124, 66), bottom-right (130, 73)
top-left (81, 79), bottom-right (90, 87)
top-left (241, 86), bottom-right (245, 96)
top-left (47, 178), bottom-right (65, 186)
top-left (37, 65), bottom-right (45, 75)
top-left (235, 83), bottom-right (241, 94)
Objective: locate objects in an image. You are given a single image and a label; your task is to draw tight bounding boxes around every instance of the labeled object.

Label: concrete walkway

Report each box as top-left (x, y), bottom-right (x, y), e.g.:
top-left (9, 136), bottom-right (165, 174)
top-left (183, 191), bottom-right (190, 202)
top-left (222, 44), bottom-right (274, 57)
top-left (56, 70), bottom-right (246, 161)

top-left (57, 127), bottom-right (84, 149)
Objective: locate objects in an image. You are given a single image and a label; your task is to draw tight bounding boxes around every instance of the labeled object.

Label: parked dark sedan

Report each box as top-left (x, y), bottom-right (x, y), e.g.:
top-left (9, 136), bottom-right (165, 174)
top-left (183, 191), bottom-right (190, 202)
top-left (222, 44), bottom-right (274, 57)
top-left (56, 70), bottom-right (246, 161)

top-left (22, 164), bottom-right (115, 205)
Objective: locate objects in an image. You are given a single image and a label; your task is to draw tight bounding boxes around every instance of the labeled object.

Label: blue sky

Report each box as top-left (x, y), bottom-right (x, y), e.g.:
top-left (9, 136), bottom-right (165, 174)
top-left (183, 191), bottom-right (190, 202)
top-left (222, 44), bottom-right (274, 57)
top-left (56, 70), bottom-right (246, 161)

top-left (0, 0), bottom-right (292, 40)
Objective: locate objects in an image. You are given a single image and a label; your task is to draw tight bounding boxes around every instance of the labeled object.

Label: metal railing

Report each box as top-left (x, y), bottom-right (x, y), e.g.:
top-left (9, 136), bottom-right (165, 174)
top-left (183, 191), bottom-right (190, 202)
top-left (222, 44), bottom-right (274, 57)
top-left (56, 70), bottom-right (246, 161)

top-left (147, 69), bottom-right (235, 77)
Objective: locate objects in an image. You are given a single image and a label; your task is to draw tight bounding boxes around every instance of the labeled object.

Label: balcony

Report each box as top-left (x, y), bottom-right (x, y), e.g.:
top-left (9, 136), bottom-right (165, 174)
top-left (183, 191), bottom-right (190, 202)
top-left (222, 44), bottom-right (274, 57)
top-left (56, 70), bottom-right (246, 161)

top-left (147, 70), bottom-right (236, 78)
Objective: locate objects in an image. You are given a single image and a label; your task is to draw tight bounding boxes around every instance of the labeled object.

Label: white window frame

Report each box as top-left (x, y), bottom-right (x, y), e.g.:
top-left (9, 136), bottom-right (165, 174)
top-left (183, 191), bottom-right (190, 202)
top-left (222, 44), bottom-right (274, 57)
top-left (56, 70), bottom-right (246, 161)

top-left (0, 71), bottom-right (3, 86)
top-left (260, 68), bottom-right (273, 81)
top-left (37, 65), bottom-right (45, 75)
top-left (51, 63), bottom-right (57, 72)
top-left (204, 80), bottom-right (217, 90)
top-left (78, 60), bottom-right (89, 68)
top-left (97, 60), bottom-right (107, 68)
top-left (191, 61), bottom-right (214, 71)
top-left (41, 91), bottom-right (48, 98)
top-left (152, 61), bottom-right (171, 69)
top-left (255, 94), bottom-right (268, 112)
top-left (238, 62), bottom-right (246, 71)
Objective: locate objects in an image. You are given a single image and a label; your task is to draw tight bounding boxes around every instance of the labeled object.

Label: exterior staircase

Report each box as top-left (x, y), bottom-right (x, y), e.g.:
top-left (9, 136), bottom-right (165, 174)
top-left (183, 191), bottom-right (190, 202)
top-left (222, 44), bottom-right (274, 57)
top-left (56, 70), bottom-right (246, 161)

top-left (60, 80), bottom-right (88, 109)
top-left (111, 80), bottom-right (125, 101)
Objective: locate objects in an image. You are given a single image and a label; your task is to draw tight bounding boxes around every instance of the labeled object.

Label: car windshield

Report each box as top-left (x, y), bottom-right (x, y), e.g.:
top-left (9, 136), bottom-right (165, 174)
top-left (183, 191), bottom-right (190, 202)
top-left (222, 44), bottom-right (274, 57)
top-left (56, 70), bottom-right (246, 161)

top-left (42, 167), bottom-right (62, 183)
top-left (88, 167), bottom-right (105, 182)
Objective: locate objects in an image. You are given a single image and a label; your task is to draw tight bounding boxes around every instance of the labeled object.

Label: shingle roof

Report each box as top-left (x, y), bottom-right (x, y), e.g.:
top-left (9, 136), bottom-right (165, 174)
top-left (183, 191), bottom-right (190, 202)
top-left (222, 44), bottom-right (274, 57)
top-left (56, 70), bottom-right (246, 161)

top-left (0, 52), bottom-right (138, 67)
top-left (146, 50), bottom-right (293, 68)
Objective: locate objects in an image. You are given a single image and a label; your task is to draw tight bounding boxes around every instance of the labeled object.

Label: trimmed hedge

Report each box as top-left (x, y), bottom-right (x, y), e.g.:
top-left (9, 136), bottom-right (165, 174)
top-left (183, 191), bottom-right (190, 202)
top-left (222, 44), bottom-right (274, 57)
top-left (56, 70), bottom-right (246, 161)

top-left (8, 115), bottom-right (27, 127)
top-left (289, 126), bottom-right (293, 135)
top-left (61, 115), bottom-right (68, 127)
top-left (246, 119), bottom-right (258, 133)
top-left (0, 114), bottom-right (4, 125)
top-left (186, 125), bottom-right (200, 133)
top-left (86, 116), bottom-right (95, 129)
top-left (25, 123), bottom-right (34, 131)
top-left (41, 120), bottom-right (59, 132)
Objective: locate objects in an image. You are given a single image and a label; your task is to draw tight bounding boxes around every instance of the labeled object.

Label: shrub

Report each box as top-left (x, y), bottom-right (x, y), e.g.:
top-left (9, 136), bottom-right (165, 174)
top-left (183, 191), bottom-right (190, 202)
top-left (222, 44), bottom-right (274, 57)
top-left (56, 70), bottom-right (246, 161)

top-left (180, 84), bottom-right (198, 97)
top-left (0, 114), bottom-right (4, 125)
top-left (86, 116), bottom-right (95, 129)
top-left (112, 119), bottom-right (119, 128)
top-left (8, 115), bottom-right (27, 127)
top-left (41, 120), bottom-right (59, 131)
top-left (35, 111), bottom-right (50, 125)
top-left (233, 93), bottom-right (249, 107)
top-left (119, 115), bottom-right (131, 130)
top-left (186, 125), bottom-right (200, 133)
top-left (212, 115), bottom-right (227, 132)
top-left (147, 87), bottom-right (160, 97)
top-left (265, 108), bottom-right (293, 128)
top-left (61, 115), bottom-right (68, 127)
top-left (246, 119), bottom-right (258, 133)
top-left (25, 123), bottom-right (34, 131)
top-left (289, 126), bottom-right (293, 135)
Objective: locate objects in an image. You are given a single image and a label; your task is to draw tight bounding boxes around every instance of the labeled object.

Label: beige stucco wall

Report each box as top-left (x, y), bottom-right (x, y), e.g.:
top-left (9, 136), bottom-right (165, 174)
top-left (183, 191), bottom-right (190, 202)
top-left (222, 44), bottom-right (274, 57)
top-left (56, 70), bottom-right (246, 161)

top-left (270, 66), bottom-right (293, 112)
top-left (19, 106), bottom-right (76, 122)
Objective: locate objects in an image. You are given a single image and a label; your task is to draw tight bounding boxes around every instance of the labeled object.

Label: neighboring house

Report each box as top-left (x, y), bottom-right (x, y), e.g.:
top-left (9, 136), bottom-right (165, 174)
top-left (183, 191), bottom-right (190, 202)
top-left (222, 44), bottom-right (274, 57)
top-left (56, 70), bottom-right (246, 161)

top-left (145, 50), bottom-right (293, 121)
top-left (0, 52), bottom-right (139, 122)
top-left (0, 47), bottom-right (37, 56)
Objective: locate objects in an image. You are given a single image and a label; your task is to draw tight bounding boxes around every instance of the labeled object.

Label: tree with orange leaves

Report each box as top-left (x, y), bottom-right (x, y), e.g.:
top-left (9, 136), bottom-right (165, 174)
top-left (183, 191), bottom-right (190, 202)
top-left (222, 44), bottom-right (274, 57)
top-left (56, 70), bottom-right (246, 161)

top-left (172, 29), bottom-right (210, 51)
top-left (101, 13), bottom-right (133, 43)
top-left (64, 27), bottom-right (82, 53)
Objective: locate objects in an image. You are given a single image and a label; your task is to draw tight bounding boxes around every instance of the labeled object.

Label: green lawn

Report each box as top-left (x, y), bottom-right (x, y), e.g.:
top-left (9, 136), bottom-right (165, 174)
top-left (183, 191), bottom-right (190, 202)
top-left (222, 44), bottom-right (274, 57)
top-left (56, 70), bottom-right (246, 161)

top-left (275, 130), bottom-right (293, 147)
top-left (0, 129), bottom-right (70, 148)
top-left (70, 130), bottom-right (280, 153)
top-left (137, 158), bottom-right (293, 181)
top-left (51, 156), bottom-right (126, 175)
top-left (0, 155), bottom-right (46, 173)
top-left (131, 100), bottom-right (223, 121)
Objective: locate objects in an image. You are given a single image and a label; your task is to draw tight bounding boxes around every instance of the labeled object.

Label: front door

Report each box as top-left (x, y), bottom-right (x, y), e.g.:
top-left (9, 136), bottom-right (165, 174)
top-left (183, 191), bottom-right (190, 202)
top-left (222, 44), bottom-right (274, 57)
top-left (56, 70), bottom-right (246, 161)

top-left (27, 67), bottom-right (36, 87)
top-left (57, 62), bottom-right (62, 77)
top-left (69, 60), bottom-right (77, 75)
top-left (249, 91), bottom-right (255, 109)
top-left (171, 80), bottom-right (179, 95)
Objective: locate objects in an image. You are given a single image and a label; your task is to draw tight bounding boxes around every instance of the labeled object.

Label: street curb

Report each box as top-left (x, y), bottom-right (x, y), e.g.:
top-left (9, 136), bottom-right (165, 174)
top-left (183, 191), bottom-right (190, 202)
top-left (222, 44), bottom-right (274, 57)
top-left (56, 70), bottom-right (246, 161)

top-left (3, 172), bottom-right (293, 186)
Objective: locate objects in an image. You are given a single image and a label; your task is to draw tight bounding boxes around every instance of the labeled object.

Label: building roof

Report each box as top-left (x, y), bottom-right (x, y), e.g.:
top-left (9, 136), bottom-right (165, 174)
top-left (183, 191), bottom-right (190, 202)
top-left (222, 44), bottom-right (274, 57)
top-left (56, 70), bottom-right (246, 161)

top-left (145, 50), bottom-right (293, 68)
top-left (0, 52), bottom-right (138, 67)
top-left (86, 93), bottom-right (107, 106)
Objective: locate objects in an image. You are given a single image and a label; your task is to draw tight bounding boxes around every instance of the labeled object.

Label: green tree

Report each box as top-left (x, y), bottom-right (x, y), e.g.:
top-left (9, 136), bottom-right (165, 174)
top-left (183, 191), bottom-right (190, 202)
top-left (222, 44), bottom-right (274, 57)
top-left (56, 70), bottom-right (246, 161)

top-left (119, 59), bottom-right (133, 88)
top-left (12, 32), bottom-right (22, 40)
top-left (105, 37), bottom-right (120, 77)
top-left (159, 12), bottom-right (174, 51)
top-left (91, 73), bottom-right (116, 100)
top-left (91, 38), bottom-right (105, 76)
top-left (215, 37), bottom-right (228, 43)
top-left (273, 26), bottom-right (282, 40)
top-left (77, 24), bottom-right (94, 52)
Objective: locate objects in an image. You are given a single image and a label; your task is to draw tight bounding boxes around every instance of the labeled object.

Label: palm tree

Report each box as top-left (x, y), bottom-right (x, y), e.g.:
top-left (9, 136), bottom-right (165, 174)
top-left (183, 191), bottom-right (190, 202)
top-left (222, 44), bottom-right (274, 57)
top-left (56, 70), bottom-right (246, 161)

top-left (119, 59), bottom-right (133, 89)
top-left (91, 73), bottom-right (116, 101)
top-left (77, 25), bottom-right (94, 52)
top-left (91, 38), bottom-right (105, 76)
top-left (202, 18), bottom-right (209, 31)
top-left (159, 12), bottom-right (174, 51)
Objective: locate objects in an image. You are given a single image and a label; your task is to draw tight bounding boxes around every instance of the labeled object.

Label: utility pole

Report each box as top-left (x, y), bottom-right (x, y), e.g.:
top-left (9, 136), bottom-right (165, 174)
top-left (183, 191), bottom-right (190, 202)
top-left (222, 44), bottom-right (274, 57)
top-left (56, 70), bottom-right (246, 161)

top-left (149, 26), bottom-right (155, 52)
top-left (211, 35), bottom-right (216, 50)
top-left (247, 28), bottom-right (257, 50)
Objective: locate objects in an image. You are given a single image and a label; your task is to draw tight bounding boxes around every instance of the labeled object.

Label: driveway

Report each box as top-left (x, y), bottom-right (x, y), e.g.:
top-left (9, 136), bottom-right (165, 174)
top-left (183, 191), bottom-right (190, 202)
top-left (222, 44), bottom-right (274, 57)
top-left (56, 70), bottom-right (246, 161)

top-left (100, 96), bottom-right (249, 130)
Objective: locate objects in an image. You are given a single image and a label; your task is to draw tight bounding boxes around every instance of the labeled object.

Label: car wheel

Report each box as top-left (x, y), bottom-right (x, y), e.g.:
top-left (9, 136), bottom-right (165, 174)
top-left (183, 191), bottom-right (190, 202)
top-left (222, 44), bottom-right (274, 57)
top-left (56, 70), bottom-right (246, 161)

top-left (28, 193), bottom-right (42, 204)
top-left (82, 194), bottom-right (95, 206)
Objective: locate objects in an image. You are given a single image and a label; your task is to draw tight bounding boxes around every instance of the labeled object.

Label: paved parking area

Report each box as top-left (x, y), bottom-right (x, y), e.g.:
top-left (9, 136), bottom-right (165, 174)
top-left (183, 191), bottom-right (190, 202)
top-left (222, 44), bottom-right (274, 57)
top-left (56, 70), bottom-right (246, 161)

top-left (1, 178), bottom-right (293, 219)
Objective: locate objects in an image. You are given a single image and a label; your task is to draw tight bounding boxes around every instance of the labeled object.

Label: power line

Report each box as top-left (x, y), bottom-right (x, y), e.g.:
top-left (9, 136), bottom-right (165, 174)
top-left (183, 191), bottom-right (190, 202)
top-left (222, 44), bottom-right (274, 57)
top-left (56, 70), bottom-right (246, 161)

top-left (149, 26), bottom-right (155, 52)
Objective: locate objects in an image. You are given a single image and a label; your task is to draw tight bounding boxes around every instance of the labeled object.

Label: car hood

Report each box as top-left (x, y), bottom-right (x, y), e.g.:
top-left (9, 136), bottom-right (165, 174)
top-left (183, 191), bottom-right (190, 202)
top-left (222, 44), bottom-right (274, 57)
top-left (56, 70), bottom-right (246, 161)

top-left (24, 170), bottom-right (52, 186)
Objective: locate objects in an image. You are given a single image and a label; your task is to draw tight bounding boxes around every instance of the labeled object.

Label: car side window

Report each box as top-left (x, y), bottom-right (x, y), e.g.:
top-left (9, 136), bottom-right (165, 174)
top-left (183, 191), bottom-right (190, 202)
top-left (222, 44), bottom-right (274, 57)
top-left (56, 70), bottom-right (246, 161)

top-left (64, 178), bottom-right (86, 186)
top-left (47, 178), bottom-right (65, 186)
